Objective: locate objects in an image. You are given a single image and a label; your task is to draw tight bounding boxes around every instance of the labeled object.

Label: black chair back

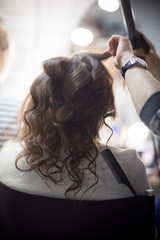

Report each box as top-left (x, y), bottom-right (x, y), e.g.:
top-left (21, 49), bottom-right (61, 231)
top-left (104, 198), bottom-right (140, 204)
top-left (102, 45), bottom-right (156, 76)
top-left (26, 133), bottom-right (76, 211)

top-left (0, 149), bottom-right (156, 239)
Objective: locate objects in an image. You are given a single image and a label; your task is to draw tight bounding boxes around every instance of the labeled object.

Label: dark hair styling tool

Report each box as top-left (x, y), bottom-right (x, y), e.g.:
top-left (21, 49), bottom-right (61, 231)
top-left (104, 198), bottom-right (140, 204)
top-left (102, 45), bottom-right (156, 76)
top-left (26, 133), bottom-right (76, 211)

top-left (120, 0), bottom-right (150, 53)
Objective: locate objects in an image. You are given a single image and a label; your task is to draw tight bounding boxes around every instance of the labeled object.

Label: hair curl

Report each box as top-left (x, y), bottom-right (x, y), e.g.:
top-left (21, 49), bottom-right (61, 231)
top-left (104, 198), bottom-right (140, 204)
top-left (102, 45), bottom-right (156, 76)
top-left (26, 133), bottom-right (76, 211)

top-left (16, 52), bottom-right (116, 198)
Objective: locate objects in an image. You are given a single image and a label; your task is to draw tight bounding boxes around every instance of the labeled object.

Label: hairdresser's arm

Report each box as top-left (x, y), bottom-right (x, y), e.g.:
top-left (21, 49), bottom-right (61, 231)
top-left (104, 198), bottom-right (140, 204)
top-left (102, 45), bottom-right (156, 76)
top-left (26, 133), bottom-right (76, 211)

top-left (106, 35), bottom-right (160, 115)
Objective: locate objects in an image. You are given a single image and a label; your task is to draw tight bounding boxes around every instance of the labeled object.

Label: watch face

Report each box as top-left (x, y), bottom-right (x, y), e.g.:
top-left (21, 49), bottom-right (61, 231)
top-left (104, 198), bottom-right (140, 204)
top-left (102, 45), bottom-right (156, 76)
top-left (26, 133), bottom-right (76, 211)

top-left (135, 57), bottom-right (147, 66)
top-left (121, 57), bottom-right (148, 78)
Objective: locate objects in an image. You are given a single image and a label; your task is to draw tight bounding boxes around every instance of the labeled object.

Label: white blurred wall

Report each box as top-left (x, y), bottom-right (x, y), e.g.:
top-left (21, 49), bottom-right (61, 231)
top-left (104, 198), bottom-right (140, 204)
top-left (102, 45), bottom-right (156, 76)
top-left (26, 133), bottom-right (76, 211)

top-left (0, 0), bottom-right (95, 99)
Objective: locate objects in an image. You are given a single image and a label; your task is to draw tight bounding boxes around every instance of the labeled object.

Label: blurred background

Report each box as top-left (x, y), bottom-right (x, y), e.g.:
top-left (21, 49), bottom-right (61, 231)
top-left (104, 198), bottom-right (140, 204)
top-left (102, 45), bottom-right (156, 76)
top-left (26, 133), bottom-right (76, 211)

top-left (0, 0), bottom-right (160, 195)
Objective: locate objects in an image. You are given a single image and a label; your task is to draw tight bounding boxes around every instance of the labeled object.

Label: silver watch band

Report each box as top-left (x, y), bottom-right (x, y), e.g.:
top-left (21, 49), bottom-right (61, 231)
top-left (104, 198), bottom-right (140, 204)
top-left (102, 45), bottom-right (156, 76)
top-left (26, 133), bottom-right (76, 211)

top-left (121, 57), bottom-right (148, 78)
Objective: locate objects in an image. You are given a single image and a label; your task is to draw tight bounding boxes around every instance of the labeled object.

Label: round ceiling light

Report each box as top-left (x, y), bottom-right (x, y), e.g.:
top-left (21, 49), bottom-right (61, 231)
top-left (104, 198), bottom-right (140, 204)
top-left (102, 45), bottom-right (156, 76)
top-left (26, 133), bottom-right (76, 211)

top-left (71, 27), bottom-right (94, 47)
top-left (98, 0), bottom-right (120, 12)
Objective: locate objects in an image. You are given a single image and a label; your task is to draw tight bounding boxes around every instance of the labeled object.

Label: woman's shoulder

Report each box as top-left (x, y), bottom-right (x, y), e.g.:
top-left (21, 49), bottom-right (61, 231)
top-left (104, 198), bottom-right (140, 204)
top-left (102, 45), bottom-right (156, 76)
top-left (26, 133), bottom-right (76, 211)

top-left (0, 140), bottom-right (23, 170)
top-left (109, 145), bottom-right (137, 159)
top-left (99, 143), bottom-right (137, 161)
top-left (98, 143), bottom-right (149, 195)
top-left (98, 143), bottom-right (144, 172)
top-left (0, 140), bottom-right (23, 155)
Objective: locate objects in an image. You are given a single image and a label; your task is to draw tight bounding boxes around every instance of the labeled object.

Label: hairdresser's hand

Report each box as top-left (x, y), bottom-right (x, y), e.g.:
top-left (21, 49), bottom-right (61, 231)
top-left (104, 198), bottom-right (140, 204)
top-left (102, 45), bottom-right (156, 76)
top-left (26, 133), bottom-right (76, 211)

top-left (134, 31), bottom-right (160, 81)
top-left (105, 35), bottom-right (135, 70)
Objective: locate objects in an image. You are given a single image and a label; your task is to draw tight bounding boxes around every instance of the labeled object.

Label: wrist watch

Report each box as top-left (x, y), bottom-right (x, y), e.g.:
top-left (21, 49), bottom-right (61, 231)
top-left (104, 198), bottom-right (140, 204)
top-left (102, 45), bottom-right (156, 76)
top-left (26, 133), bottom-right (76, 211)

top-left (121, 57), bottom-right (148, 78)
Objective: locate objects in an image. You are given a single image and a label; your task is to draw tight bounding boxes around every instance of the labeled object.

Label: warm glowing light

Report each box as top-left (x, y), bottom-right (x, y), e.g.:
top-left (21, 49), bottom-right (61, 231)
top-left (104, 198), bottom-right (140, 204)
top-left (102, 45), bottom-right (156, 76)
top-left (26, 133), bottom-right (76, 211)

top-left (128, 122), bottom-right (149, 143)
top-left (98, 0), bottom-right (120, 12)
top-left (71, 28), bottom-right (94, 47)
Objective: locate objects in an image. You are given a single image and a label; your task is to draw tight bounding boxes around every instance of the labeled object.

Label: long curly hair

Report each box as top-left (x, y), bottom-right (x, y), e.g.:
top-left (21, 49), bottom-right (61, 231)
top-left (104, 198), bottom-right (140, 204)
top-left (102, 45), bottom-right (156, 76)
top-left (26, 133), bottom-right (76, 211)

top-left (16, 52), bottom-right (116, 198)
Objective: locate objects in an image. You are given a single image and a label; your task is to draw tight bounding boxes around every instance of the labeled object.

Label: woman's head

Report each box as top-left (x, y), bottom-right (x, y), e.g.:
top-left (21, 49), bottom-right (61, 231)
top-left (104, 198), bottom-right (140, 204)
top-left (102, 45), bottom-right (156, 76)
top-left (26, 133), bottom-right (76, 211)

top-left (17, 52), bottom-right (116, 198)
top-left (0, 23), bottom-right (12, 85)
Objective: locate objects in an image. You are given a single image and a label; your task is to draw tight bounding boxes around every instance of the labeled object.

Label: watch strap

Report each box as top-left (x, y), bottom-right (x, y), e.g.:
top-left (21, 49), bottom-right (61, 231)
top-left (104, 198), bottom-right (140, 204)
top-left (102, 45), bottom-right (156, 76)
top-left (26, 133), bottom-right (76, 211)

top-left (121, 57), bottom-right (148, 78)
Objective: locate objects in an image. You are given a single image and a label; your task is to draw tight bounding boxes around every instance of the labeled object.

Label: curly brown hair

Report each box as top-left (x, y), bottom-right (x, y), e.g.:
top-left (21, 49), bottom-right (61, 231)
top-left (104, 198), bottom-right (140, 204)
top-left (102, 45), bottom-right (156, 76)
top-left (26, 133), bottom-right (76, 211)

top-left (16, 52), bottom-right (116, 198)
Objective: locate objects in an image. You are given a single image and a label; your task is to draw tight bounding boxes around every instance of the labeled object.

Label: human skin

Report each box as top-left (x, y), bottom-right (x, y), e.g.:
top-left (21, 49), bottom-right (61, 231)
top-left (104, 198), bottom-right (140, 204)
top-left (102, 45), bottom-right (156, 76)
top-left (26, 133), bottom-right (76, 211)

top-left (105, 34), bottom-right (160, 115)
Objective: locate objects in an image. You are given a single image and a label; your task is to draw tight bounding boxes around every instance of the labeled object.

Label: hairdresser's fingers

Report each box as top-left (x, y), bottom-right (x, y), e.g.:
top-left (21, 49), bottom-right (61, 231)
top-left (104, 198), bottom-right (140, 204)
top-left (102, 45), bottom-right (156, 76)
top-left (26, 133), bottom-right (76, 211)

top-left (134, 48), bottom-right (146, 58)
top-left (134, 46), bottom-right (160, 74)
top-left (137, 30), bottom-right (156, 51)
top-left (103, 49), bottom-right (112, 57)
top-left (107, 35), bottom-right (120, 55)
top-left (103, 49), bottom-right (110, 54)
top-left (108, 35), bottom-right (133, 56)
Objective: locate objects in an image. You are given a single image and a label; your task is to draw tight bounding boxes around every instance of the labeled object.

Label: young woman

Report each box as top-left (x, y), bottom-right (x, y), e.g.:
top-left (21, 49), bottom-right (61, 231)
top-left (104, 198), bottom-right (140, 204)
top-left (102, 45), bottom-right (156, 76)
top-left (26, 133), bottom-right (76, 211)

top-left (0, 52), bottom-right (150, 200)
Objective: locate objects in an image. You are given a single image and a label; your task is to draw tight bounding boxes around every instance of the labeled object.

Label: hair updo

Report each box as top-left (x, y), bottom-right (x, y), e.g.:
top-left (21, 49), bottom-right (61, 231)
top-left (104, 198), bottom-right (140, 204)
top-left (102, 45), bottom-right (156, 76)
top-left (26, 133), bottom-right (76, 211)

top-left (16, 52), bottom-right (116, 198)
